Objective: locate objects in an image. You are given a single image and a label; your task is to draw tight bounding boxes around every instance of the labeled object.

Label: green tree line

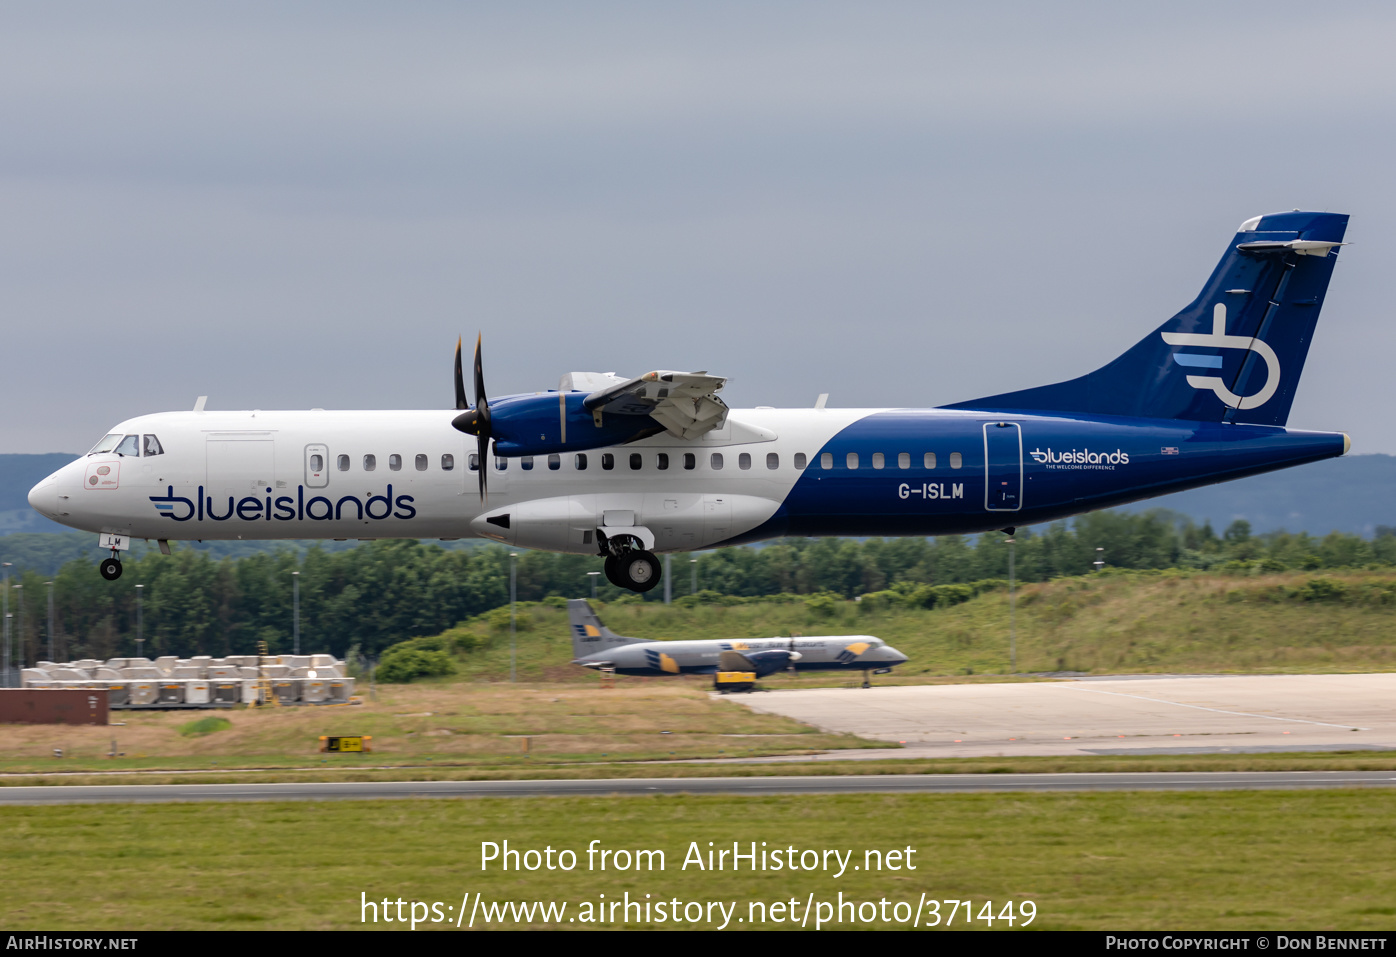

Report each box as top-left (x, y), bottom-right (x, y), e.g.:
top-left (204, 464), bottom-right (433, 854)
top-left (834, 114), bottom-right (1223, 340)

top-left (4, 511), bottom-right (1396, 667)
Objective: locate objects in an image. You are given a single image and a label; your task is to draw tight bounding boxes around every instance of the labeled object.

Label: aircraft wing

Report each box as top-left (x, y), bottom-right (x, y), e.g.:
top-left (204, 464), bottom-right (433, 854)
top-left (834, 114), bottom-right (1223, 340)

top-left (582, 371), bottom-right (729, 440)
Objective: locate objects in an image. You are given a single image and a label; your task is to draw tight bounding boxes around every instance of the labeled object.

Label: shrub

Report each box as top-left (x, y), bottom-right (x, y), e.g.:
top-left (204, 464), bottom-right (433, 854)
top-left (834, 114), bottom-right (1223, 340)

top-left (377, 647), bottom-right (456, 683)
top-left (178, 716), bottom-right (232, 737)
top-left (1301, 577), bottom-right (1347, 602)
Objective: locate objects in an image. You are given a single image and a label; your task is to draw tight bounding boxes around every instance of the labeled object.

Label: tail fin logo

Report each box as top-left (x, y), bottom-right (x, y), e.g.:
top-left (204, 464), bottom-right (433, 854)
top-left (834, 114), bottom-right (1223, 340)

top-left (1160, 304), bottom-right (1280, 410)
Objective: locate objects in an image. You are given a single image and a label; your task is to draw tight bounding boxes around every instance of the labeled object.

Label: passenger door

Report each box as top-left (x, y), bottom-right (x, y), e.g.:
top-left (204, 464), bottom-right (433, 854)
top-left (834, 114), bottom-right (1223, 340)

top-left (983, 422), bottom-right (1023, 512)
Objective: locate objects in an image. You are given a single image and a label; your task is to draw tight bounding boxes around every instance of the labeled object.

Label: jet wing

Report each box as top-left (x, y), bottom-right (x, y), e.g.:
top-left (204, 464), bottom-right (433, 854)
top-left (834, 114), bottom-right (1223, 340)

top-left (582, 371), bottom-right (729, 440)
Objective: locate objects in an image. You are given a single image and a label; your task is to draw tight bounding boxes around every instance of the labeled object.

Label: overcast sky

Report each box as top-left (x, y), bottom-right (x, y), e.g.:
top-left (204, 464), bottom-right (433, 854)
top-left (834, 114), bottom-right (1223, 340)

top-left (5, 2), bottom-right (1395, 454)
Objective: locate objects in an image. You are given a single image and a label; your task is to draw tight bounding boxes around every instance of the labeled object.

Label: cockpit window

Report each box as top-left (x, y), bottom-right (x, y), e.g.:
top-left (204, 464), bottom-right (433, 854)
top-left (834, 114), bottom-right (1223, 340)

top-left (113, 435), bottom-right (140, 457)
top-left (89, 433), bottom-right (123, 455)
top-left (143, 435), bottom-right (164, 456)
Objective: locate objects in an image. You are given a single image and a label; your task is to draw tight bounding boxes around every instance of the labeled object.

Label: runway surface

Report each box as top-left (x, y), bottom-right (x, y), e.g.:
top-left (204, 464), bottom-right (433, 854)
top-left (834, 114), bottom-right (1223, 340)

top-left (3, 771), bottom-right (1396, 804)
top-left (736, 673), bottom-right (1396, 758)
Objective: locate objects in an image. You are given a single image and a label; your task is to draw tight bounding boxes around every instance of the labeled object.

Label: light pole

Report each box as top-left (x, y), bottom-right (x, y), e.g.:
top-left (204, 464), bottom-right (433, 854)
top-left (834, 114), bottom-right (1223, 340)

top-left (292, 571), bottom-right (300, 656)
top-left (690, 558), bottom-right (698, 595)
top-left (134, 584), bottom-right (144, 659)
top-left (1094, 547), bottom-right (1105, 573)
top-left (509, 552), bottom-right (517, 683)
top-left (1005, 536), bottom-right (1016, 674)
top-left (586, 570), bottom-right (600, 600)
top-left (2, 562), bottom-right (10, 686)
top-left (45, 581), bottom-right (54, 663)
top-left (14, 582), bottom-right (22, 671)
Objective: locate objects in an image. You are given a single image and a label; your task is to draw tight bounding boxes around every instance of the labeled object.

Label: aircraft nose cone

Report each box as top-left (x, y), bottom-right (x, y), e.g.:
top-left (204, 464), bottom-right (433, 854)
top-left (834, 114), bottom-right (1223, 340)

top-left (27, 478), bottom-right (57, 518)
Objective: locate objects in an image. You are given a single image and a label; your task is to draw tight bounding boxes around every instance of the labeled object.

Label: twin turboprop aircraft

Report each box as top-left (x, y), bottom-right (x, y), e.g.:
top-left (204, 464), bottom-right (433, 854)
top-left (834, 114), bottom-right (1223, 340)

top-left (28, 210), bottom-right (1352, 593)
top-left (566, 599), bottom-right (908, 679)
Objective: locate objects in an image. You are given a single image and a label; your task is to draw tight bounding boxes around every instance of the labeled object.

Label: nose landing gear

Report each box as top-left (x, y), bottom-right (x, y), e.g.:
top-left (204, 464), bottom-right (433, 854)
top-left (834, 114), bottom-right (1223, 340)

top-left (99, 556), bottom-right (123, 581)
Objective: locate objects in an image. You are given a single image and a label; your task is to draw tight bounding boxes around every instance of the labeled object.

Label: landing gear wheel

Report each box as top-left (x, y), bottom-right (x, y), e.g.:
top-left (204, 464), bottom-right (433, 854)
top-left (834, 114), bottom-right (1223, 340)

top-left (99, 557), bottom-right (123, 581)
top-left (605, 550), bottom-right (662, 592)
top-left (603, 554), bottom-right (623, 588)
top-left (620, 551), bottom-right (661, 592)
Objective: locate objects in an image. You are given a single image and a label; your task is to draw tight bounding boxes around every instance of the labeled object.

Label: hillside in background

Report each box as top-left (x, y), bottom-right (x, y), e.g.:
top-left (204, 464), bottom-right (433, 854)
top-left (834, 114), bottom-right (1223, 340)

top-left (400, 568), bottom-right (1396, 682)
top-left (0, 454), bottom-right (78, 534)
top-left (1113, 453), bottom-right (1395, 538)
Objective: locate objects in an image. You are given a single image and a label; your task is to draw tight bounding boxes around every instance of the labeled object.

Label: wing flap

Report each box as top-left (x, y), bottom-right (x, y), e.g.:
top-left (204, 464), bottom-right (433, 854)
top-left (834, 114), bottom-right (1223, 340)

top-left (583, 370), bottom-right (729, 440)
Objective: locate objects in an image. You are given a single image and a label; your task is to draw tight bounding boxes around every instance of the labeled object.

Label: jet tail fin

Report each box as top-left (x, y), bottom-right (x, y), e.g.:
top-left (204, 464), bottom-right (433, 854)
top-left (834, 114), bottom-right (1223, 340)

top-left (567, 599), bottom-right (641, 659)
top-left (944, 211), bottom-right (1349, 427)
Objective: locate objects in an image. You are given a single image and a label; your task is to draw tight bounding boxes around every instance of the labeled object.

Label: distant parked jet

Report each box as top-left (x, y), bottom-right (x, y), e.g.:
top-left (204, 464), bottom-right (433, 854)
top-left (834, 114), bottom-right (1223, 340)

top-left (566, 599), bottom-right (907, 686)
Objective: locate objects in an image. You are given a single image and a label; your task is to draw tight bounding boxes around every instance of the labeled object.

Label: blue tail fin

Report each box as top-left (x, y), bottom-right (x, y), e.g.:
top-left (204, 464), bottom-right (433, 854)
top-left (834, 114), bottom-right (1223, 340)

top-left (945, 211), bottom-right (1349, 427)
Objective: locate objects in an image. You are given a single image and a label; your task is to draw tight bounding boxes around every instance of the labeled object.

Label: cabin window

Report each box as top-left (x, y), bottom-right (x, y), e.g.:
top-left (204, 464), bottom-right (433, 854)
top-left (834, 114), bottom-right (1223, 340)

top-left (337, 454), bottom-right (350, 471)
top-left (683, 453), bottom-right (696, 470)
top-left (363, 454), bottom-right (376, 471)
top-left (89, 433), bottom-right (123, 454)
top-left (521, 456), bottom-right (534, 471)
top-left (924, 452), bottom-right (937, 469)
top-left (468, 453), bottom-right (479, 471)
top-left (711, 452), bottom-right (724, 470)
top-left (441, 454), bottom-right (454, 471)
top-left (415, 454), bottom-right (428, 471)
top-left (846, 452), bottom-right (859, 469)
top-left (738, 452), bottom-right (751, 470)
top-left (388, 454), bottom-right (402, 471)
top-left (820, 452), bottom-right (833, 469)
top-left (949, 452), bottom-right (963, 469)
top-left (548, 453), bottom-right (561, 471)
top-left (114, 434), bottom-right (140, 457)
top-left (309, 454), bottom-right (324, 472)
top-left (575, 453), bottom-right (588, 470)
top-left (602, 453), bottom-right (614, 470)
top-left (767, 452), bottom-right (779, 469)
top-left (143, 435), bottom-right (164, 456)
top-left (898, 452), bottom-right (910, 469)
top-left (629, 453), bottom-right (642, 470)
top-left (872, 452), bottom-right (885, 469)
top-left (794, 452), bottom-right (807, 470)
top-left (495, 457), bottom-right (507, 470)
top-left (657, 453), bottom-right (669, 470)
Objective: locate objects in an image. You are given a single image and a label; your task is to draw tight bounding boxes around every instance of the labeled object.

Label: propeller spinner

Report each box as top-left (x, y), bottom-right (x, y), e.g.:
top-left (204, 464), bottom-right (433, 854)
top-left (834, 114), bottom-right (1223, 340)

top-left (451, 335), bottom-right (492, 500)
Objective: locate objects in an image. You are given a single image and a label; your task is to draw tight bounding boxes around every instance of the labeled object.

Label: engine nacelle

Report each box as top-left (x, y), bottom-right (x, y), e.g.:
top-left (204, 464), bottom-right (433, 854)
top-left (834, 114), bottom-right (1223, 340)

top-left (485, 393), bottom-right (661, 457)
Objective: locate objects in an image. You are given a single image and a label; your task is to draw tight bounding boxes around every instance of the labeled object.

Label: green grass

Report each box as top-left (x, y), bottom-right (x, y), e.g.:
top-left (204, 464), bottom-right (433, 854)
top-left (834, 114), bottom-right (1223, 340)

top-left (7, 750), bottom-right (1396, 789)
top-left (422, 568), bottom-right (1396, 683)
top-left (3, 790), bottom-right (1395, 930)
top-left (177, 716), bottom-right (233, 737)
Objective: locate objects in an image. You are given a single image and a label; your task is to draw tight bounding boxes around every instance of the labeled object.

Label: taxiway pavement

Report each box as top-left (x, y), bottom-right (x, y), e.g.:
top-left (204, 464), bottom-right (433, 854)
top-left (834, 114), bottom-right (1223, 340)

top-left (2, 771), bottom-right (1396, 804)
top-left (735, 673), bottom-right (1396, 758)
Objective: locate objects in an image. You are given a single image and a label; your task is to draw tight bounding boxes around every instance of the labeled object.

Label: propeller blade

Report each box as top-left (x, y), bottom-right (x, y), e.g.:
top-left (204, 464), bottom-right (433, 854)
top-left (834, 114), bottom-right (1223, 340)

top-left (473, 333), bottom-right (488, 413)
top-left (454, 337), bottom-right (468, 410)
top-left (448, 334), bottom-right (492, 501)
top-left (477, 434), bottom-right (489, 501)
top-left (472, 335), bottom-right (491, 502)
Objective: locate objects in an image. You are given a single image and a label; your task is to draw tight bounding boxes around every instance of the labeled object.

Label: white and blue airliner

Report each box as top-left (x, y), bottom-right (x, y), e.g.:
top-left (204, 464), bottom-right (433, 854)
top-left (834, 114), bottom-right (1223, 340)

top-left (28, 210), bottom-right (1352, 593)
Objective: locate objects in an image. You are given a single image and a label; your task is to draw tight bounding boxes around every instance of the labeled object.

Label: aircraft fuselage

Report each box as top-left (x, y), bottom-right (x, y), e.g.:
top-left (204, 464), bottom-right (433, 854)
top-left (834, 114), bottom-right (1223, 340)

top-left (29, 405), bottom-right (1346, 553)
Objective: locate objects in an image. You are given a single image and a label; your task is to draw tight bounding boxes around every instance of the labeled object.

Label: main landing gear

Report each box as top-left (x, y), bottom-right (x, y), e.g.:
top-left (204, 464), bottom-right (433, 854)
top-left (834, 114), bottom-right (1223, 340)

top-left (598, 531), bottom-right (662, 593)
top-left (99, 555), bottom-right (123, 581)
